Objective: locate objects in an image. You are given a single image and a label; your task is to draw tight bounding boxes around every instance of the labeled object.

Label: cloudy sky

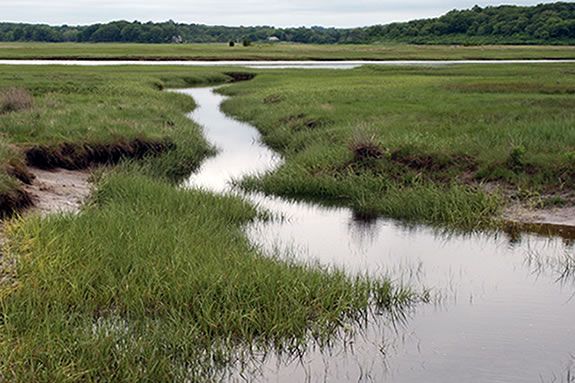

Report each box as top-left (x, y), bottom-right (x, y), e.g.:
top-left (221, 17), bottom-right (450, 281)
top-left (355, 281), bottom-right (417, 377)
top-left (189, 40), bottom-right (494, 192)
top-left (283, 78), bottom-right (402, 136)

top-left (0, 0), bottom-right (562, 27)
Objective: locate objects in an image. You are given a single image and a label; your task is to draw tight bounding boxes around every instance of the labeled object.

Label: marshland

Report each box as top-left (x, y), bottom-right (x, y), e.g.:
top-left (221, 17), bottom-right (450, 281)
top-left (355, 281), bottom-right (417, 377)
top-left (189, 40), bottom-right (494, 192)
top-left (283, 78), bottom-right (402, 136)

top-left (0, 4), bottom-right (574, 381)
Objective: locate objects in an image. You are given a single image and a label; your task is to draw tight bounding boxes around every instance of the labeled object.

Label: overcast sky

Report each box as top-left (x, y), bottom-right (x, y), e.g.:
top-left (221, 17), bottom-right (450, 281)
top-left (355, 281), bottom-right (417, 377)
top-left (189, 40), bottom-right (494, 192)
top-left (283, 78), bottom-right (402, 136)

top-left (0, 0), bottom-right (563, 27)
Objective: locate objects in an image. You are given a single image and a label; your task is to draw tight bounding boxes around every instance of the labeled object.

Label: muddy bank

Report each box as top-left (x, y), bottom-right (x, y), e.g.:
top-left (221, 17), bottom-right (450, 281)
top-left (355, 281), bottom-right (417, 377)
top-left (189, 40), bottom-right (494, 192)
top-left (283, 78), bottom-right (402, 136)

top-left (0, 187), bottom-right (33, 218)
top-left (223, 72), bottom-right (257, 82)
top-left (0, 137), bottom-right (176, 218)
top-left (25, 138), bottom-right (175, 170)
top-left (503, 205), bottom-right (575, 239)
top-left (24, 167), bottom-right (90, 215)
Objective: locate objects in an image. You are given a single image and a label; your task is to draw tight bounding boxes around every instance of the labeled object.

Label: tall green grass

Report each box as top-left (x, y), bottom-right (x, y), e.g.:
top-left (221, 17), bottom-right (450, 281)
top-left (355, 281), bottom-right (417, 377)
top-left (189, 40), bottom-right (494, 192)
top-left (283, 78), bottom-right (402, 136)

top-left (0, 172), bottom-right (420, 382)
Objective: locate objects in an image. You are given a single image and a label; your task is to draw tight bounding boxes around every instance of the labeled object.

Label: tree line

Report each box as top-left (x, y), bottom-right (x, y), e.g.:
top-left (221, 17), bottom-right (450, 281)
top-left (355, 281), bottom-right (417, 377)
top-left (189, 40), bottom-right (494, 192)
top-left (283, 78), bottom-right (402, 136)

top-left (0, 2), bottom-right (573, 45)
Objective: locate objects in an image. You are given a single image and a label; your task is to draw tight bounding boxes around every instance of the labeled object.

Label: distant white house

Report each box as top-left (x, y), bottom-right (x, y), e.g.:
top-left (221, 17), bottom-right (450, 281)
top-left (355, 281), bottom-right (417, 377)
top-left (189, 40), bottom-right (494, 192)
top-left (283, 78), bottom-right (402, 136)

top-left (268, 36), bottom-right (280, 42)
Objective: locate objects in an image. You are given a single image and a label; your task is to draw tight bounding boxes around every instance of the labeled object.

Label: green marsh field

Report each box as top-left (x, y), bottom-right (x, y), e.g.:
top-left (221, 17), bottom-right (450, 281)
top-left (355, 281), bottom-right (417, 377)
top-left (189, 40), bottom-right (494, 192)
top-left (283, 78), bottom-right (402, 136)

top-left (221, 63), bottom-right (575, 227)
top-left (1, 42), bottom-right (575, 60)
top-left (0, 60), bottom-right (573, 381)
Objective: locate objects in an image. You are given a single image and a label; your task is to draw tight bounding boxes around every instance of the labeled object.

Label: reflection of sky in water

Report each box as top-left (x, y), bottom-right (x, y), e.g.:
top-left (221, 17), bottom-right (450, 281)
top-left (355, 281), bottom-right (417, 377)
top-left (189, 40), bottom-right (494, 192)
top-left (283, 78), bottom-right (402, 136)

top-left (179, 87), bottom-right (575, 383)
top-left (2, 60), bottom-right (575, 69)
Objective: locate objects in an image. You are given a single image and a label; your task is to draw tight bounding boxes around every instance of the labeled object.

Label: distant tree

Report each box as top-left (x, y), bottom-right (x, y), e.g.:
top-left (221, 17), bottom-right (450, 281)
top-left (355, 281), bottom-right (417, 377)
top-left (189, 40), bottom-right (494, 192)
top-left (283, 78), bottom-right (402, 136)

top-left (91, 24), bottom-right (121, 42)
top-left (120, 24), bottom-right (142, 42)
top-left (229, 41), bottom-right (235, 47)
top-left (0, 3), bottom-right (573, 45)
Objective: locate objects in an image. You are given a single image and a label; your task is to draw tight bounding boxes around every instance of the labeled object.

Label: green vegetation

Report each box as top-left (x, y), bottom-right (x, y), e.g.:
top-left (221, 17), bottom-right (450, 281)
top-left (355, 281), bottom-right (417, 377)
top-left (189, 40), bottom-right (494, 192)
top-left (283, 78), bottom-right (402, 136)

top-left (365, 2), bottom-right (575, 45)
top-left (219, 63), bottom-right (575, 228)
top-left (0, 2), bottom-right (573, 45)
top-left (1, 171), bottom-right (415, 382)
top-left (1, 42), bottom-right (575, 61)
top-left (0, 65), bottom-right (421, 381)
top-left (0, 65), bottom-right (228, 192)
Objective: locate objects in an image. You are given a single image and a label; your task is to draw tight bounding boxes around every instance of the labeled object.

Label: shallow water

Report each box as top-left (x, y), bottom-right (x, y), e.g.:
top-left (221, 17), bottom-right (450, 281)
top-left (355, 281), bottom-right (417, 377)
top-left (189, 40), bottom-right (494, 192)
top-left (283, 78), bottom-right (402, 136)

top-left (2, 59), bottom-right (575, 69)
top-left (179, 87), bottom-right (575, 382)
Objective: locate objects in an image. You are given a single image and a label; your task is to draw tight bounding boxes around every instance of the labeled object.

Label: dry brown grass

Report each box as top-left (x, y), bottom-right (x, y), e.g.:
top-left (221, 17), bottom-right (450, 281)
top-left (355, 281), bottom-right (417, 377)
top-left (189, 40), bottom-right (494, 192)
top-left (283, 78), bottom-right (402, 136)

top-left (348, 130), bottom-right (385, 162)
top-left (0, 87), bottom-right (34, 114)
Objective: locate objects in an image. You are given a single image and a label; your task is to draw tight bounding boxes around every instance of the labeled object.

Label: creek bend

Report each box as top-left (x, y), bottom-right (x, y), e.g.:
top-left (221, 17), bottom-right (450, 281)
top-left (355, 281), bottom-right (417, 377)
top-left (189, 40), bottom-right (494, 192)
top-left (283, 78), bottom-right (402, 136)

top-left (178, 87), bottom-right (575, 383)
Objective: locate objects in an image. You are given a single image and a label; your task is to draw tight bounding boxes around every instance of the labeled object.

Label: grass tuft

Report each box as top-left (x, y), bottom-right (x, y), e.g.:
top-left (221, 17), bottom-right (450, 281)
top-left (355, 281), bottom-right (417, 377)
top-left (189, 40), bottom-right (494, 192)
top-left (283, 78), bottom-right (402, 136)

top-left (0, 87), bottom-right (33, 114)
top-left (348, 130), bottom-right (385, 163)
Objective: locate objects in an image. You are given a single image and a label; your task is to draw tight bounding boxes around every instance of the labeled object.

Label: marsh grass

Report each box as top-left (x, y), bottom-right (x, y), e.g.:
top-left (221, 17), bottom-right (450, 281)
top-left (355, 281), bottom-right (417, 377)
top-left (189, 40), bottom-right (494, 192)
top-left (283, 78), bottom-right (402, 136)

top-left (0, 66), bottom-right (235, 211)
top-left (0, 172), bottom-right (421, 382)
top-left (1, 42), bottom-right (575, 61)
top-left (0, 87), bottom-right (33, 114)
top-left (220, 63), bottom-right (575, 228)
top-left (525, 247), bottom-right (575, 285)
top-left (0, 65), bottom-right (425, 381)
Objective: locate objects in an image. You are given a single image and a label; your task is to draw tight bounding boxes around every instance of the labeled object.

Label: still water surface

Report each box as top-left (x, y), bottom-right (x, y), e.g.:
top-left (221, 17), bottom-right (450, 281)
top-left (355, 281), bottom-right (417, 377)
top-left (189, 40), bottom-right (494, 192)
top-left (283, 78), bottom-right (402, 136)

top-left (179, 87), bottom-right (575, 382)
top-left (2, 59), bottom-right (575, 69)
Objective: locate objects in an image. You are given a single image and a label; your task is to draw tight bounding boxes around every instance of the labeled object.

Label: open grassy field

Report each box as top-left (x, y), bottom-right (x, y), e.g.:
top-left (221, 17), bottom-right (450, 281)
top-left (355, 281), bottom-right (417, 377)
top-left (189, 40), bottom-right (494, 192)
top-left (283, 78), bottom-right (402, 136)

top-left (1, 42), bottom-right (575, 61)
top-left (219, 63), bottom-right (575, 228)
top-left (0, 65), bottom-right (421, 381)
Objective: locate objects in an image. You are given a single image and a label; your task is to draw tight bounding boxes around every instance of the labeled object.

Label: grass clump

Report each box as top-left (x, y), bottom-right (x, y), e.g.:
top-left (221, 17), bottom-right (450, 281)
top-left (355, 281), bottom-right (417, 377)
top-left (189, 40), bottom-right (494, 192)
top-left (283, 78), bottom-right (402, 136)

top-left (348, 130), bottom-right (385, 163)
top-left (0, 87), bottom-right (33, 114)
top-left (0, 171), bottom-right (419, 382)
top-left (507, 144), bottom-right (527, 172)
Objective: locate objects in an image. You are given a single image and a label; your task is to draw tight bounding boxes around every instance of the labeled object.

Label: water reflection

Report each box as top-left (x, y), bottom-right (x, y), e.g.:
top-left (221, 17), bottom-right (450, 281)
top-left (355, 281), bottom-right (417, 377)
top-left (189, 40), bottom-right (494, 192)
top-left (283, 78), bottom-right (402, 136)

top-left (2, 59), bottom-right (575, 69)
top-left (179, 87), bottom-right (575, 383)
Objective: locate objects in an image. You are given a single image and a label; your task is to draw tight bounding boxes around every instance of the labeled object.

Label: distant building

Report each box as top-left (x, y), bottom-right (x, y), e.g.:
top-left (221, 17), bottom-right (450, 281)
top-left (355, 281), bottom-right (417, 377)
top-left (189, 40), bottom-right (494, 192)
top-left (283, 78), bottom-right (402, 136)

top-left (268, 36), bottom-right (280, 42)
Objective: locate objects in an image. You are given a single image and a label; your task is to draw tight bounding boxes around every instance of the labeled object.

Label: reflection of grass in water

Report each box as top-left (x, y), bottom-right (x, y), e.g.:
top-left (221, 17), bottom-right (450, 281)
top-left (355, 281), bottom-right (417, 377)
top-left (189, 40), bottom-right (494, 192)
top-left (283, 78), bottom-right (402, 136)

top-left (547, 355), bottom-right (575, 383)
top-left (222, 305), bottom-right (420, 382)
top-left (0, 171), bottom-right (427, 382)
top-left (525, 246), bottom-right (575, 286)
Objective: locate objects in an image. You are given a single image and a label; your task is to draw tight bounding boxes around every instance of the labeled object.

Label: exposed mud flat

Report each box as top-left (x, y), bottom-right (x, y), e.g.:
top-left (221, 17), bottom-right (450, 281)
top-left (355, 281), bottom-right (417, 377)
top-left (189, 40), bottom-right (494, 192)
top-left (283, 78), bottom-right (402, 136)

top-left (504, 204), bottom-right (575, 227)
top-left (503, 205), bottom-right (575, 239)
top-left (24, 167), bottom-right (91, 216)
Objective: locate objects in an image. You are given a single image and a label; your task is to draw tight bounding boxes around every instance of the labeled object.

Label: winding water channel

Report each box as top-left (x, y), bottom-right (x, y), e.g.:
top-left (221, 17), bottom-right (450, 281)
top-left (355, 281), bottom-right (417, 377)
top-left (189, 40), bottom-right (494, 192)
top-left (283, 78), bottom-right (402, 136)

top-left (178, 87), bottom-right (575, 382)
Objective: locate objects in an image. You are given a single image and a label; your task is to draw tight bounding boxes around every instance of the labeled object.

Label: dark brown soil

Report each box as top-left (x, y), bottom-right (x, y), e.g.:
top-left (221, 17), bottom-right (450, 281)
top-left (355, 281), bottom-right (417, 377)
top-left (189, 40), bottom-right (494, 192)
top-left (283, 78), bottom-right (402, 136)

top-left (25, 138), bottom-right (175, 170)
top-left (351, 142), bottom-right (385, 162)
top-left (0, 188), bottom-right (33, 218)
top-left (224, 72), bottom-right (257, 82)
top-left (6, 161), bottom-right (35, 184)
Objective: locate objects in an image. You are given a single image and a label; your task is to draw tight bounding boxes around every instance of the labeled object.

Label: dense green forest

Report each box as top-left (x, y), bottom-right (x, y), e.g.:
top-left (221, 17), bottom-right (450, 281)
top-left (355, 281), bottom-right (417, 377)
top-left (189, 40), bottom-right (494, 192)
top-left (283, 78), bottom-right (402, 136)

top-left (0, 2), bottom-right (574, 45)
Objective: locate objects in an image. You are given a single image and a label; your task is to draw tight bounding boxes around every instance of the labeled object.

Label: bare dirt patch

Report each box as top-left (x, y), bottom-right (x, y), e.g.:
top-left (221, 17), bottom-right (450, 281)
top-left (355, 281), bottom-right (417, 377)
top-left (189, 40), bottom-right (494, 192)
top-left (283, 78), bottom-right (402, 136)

top-left (504, 205), bottom-right (575, 228)
top-left (24, 167), bottom-right (91, 216)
